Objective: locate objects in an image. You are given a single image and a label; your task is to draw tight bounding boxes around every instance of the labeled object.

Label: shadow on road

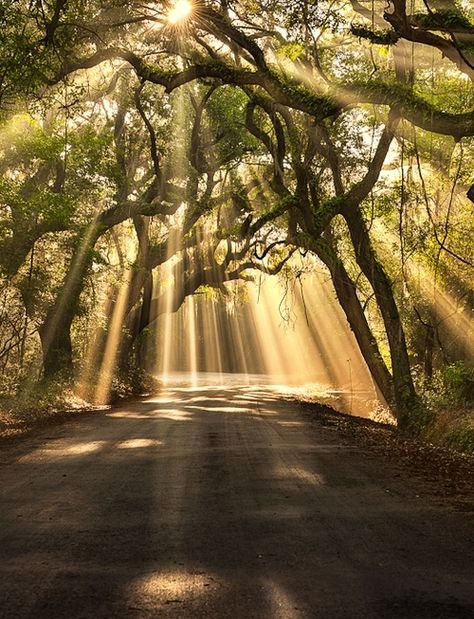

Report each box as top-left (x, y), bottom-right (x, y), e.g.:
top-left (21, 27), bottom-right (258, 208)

top-left (0, 385), bottom-right (473, 618)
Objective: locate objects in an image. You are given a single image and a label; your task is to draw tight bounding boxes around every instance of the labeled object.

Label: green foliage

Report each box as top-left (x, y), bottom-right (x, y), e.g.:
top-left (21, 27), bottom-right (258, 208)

top-left (268, 69), bottom-right (339, 118)
top-left (0, 114), bottom-right (61, 166)
top-left (443, 362), bottom-right (474, 404)
top-left (416, 75), bottom-right (474, 114)
top-left (0, 7), bottom-right (45, 110)
top-left (207, 85), bottom-right (260, 163)
top-left (404, 398), bottom-right (435, 435)
top-left (0, 113), bottom-right (113, 234)
top-left (351, 25), bottom-right (399, 46)
top-left (110, 368), bottom-right (162, 401)
top-left (444, 420), bottom-right (474, 454)
top-left (414, 362), bottom-right (474, 410)
top-left (195, 284), bottom-right (221, 300)
top-left (67, 125), bottom-right (114, 189)
top-left (313, 196), bottom-right (345, 232)
top-left (0, 372), bottom-right (87, 424)
top-left (276, 42), bottom-right (306, 61)
top-left (412, 10), bottom-right (474, 32)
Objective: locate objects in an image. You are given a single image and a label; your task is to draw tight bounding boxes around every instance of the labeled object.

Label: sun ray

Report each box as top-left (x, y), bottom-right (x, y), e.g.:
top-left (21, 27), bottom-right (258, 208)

top-left (93, 268), bottom-right (133, 405)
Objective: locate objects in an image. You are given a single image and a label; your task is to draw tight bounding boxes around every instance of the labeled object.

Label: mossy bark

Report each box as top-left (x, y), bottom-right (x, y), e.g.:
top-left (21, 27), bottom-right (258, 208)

top-left (344, 209), bottom-right (425, 430)
top-left (39, 229), bottom-right (99, 379)
top-left (316, 241), bottom-right (395, 408)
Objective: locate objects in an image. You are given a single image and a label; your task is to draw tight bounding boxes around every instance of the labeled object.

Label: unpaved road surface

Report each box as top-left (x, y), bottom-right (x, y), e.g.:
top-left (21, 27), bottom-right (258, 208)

top-left (0, 385), bottom-right (473, 618)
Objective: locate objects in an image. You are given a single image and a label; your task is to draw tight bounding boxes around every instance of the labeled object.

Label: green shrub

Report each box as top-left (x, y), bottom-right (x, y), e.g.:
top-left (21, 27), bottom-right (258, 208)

top-left (0, 373), bottom-right (90, 425)
top-left (415, 361), bottom-right (474, 409)
top-left (442, 362), bottom-right (474, 404)
top-left (109, 368), bottom-right (162, 402)
top-left (444, 420), bottom-right (474, 454)
top-left (129, 368), bottom-right (162, 395)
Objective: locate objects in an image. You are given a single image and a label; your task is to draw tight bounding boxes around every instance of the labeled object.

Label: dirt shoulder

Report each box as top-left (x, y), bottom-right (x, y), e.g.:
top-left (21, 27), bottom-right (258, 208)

top-left (294, 396), bottom-right (474, 511)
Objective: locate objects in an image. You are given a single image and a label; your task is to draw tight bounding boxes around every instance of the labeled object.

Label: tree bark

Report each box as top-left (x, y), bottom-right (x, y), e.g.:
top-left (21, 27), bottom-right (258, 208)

top-left (136, 271), bottom-right (153, 369)
top-left (344, 208), bottom-right (422, 429)
top-left (38, 317), bottom-right (74, 377)
top-left (315, 240), bottom-right (395, 408)
top-left (38, 228), bottom-right (99, 378)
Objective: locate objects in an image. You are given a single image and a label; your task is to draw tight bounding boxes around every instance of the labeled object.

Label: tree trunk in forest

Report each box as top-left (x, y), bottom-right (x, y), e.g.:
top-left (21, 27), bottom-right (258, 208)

top-left (39, 317), bottom-right (74, 377)
top-left (117, 280), bottom-right (152, 376)
top-left (423, 322), bottom-right (436, 381)
top-left (39, 229), bottom-right (99, 379)
top-left (136, 271), bottom-right (153, 369)
top-left (315, 241), bottom-right (395, 408)
top-left (344, 208), bottom-right (424, 429)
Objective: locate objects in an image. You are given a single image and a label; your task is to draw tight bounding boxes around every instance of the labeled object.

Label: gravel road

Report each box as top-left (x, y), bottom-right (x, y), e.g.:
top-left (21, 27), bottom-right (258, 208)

top-left (0, 384), bottom-right (473, 618)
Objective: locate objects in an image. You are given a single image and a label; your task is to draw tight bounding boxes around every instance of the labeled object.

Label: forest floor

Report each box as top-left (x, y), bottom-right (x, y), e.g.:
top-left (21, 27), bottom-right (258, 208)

top-left (0, 383), bottom-right (473, 618)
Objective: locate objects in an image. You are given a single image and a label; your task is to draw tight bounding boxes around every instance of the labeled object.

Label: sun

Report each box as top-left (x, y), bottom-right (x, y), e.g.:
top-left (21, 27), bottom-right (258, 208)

top-left (168, 0), bottom-right (193, 25)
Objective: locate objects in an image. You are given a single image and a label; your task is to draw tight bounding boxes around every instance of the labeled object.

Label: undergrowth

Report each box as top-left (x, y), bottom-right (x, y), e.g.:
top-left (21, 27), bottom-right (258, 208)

top-left (0, 367), bottom-right (162, 435)
top-left (0, 373), bottom-right (91, 429)
top-left (415, 362), bottom-right (474, 455)
top-left (109, 368), bottom-right (162, 402)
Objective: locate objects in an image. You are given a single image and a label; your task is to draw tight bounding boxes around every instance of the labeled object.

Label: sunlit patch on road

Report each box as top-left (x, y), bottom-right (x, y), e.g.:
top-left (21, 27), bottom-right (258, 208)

top-left (154, 409), bottom-right (193, 421)
top-left (117, 439), bottom-right (163, 449)
top-left (153, 373), bottom-right (387, 421)
top-left (127, 569), bottom-right (224, 611)
top-left (19, 440), bottom-right (106, 461)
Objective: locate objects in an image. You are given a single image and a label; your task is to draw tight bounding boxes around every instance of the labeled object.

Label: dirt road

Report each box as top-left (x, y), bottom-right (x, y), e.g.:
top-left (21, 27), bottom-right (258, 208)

top-left (0, 384), bottom-right (473, 618)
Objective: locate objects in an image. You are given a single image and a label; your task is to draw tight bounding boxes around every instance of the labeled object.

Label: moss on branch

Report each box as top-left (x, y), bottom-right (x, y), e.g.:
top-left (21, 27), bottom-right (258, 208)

top-left (250, 194), bottom-right (297, 234)
top-left (351, 25), bottom-right (400, 45)
top-left (341, 80), bottom-right (474, 138)
top-left (411, 10), bottom-right (474, 33)
top-left (312, 196), bottom-right (345, 234)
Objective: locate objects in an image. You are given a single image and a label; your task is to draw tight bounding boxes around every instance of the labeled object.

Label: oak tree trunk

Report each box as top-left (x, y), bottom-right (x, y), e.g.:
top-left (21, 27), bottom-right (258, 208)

top-left (317, 244), bottom-right (395, 408)
top-left (344, 209), bottom-right (422, 429)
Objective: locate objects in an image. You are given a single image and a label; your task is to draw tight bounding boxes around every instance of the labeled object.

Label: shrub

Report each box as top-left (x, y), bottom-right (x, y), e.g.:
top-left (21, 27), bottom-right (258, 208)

top-left (415, 361), bottom-right (474, 409)
top-left (444, 419), bottom-right (474, 454)
top-left (442, 362), bottom-right (474, 404)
